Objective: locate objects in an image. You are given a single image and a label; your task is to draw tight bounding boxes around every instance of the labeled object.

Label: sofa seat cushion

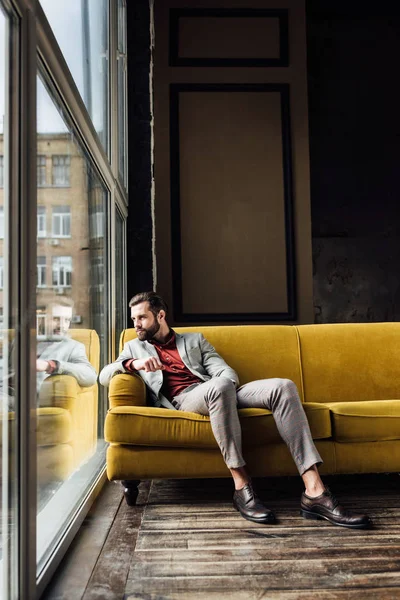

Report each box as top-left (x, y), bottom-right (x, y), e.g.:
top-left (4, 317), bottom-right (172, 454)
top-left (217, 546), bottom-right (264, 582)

top-left (328, 400), bottom-right (400, 443)
top-left (105, 402), bottom-right (331, 449)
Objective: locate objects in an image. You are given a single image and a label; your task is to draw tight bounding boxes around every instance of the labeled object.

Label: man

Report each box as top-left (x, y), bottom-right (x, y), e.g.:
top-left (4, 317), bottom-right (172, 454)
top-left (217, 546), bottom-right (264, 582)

top-left (100, 291), bottom-right (371, 528)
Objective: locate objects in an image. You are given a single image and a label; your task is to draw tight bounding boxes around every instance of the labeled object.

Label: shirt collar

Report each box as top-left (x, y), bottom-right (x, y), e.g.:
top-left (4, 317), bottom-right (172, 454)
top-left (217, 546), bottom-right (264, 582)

top-left (150, 329), bottom-right (176, 349)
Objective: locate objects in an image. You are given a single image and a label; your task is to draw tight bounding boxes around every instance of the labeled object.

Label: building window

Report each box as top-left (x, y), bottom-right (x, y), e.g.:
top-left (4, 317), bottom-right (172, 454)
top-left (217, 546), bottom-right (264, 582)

top-left (0, 206), bottom-right (4, 239)
top-left (37, 206), bottom-right (46, 238)
top-left (37, 155), bottom-right (46, 186)
top-left (0, 257), bottom-right (3, 289)
top-left (52, 155), bottom-right (70, 186)
top-left (37, 257), bottom-right (47, 287)
top-left (36, 307), bottom-right (47, 337)
top-left (52, 256), bottom-right (72, 287)
top-left (0, 155), bottom-right (3, 187)
top-left (52, 206), bottom-right (71, 237)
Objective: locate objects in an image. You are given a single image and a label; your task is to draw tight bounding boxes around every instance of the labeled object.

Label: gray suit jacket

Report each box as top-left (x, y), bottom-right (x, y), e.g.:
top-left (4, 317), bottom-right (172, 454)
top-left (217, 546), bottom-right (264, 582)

top-left (99, 332), bottom-right (239, 409)
top-left (37, 337), bottom-right (98, 392)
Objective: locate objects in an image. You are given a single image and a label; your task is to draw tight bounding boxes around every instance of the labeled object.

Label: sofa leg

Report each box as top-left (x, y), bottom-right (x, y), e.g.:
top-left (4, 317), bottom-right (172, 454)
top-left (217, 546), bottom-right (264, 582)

top-left (121, 480), bottom-right (141, 506)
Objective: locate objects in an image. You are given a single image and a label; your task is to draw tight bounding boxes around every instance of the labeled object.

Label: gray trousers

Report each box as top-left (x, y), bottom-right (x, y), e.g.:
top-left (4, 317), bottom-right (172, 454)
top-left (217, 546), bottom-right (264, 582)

top-left (173, 377), bottom-right (322, 475)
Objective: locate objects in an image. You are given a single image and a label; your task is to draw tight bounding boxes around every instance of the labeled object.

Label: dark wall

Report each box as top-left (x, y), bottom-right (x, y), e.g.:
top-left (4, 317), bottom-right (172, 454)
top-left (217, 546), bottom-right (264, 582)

top-left (126, 0), bottom-right (153, 298)
top-left (307, 1), bottom-right (400, 322)
top-left (127, 1), bottom-right (400, 323)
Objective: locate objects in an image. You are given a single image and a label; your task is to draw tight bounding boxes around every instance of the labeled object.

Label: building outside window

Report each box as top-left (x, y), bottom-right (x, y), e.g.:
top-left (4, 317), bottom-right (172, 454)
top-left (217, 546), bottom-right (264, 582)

top-left (52, 205), bottom-right (71, 237)
top-left (52, 255), bottom-right (72, 287)
top-left (0, 154), bottom-right (3, 186)
top-left (52, 154), bottom-right (70, 186)
top-left (37, 256), bottom-right (46, 287)
top-left (37, 205), bottom-right (46, 237)
top-left (37, 154), bottom-right (46, 186)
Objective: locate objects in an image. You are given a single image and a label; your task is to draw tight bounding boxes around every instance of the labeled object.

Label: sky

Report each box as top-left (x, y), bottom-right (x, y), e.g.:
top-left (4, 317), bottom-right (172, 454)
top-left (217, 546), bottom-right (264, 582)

top-left (1, 0), bottom-right (107, 136)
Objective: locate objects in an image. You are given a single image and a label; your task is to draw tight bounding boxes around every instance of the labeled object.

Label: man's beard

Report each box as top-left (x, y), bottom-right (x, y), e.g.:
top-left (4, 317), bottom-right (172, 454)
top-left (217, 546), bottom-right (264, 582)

top-left (136, 319), bottom-right (160, 341)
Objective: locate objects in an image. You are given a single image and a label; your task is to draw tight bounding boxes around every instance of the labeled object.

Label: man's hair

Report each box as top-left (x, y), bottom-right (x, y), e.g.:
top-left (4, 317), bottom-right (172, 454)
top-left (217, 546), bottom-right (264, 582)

top-left (129, 291), bottom-right (168, 317)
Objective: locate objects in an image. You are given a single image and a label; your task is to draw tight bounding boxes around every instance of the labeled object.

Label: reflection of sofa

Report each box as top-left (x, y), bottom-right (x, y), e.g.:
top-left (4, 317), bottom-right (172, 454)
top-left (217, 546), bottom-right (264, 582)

top-left (37, 328), bottom-right (100, 483)
top-left (1, 329), bottom-right (100, 484)
top-left (105, 323), bottom-right (400, 503)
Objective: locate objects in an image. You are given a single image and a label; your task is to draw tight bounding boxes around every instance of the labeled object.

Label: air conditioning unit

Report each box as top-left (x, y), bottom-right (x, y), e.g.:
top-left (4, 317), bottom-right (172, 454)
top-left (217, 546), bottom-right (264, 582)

top-left (55, 287), bottom-right (65, 295)
top-left (49, 239), bottom-right (60, 246)
top-left (71, 315), bottom-right (82, 324)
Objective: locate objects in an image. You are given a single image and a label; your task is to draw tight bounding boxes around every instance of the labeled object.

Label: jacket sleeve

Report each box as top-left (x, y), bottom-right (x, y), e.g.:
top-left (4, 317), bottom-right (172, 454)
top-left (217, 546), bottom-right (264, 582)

top-left (199, 335), bottom-right (239, 387)
top-left (56, 341), bottom-right (98, 387)
top-left (99, 342), bottom-right (136, 387)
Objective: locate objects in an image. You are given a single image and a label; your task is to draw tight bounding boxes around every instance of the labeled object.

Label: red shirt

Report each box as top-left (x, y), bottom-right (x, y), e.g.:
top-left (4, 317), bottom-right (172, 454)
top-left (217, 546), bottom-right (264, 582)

top-left (151, 332), bottom-right (202, 399)
top-left (124, 331), bottom-right (202, 400)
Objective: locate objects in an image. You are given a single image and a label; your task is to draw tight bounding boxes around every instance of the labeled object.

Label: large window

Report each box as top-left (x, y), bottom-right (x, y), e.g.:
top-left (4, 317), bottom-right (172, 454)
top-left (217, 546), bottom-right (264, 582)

top-left (52, 205), bottom-right (71, 237)
top-left (1, 1), bottom-right (127, 596)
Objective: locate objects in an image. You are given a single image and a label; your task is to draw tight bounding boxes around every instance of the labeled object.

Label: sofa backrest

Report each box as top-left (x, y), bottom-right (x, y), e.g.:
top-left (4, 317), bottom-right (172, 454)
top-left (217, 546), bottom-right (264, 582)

top-left (69, 329), bottom-right (100, 372)
top-left (121, 325), bottom-right (304, 401)
top-left (297, 323), bottom-right (400, 403)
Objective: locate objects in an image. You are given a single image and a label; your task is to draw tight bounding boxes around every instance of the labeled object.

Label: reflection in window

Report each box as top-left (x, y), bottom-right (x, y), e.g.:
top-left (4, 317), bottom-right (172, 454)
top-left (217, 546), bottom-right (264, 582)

top-left (38, 206), bottom-right (46, 237)
top-left (37, 257), bottom-right (47, 287)
top-left (52, 205), bottom-right (71, 237)
top-left (0, 154), bottom-right (3, 186)
top-left (52, 155), bottom-right (70, 186)
top-left (52, 256), bottom-right (72, 287)
top-left (37, 154), bottom-right (46, 186)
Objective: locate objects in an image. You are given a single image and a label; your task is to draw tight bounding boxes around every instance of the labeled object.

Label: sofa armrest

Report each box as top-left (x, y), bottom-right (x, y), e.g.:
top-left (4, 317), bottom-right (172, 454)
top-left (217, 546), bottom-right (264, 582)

top-left (38, 374), bottom-right (80, 411)
top-left (109, 373), bottom-right (146, 409)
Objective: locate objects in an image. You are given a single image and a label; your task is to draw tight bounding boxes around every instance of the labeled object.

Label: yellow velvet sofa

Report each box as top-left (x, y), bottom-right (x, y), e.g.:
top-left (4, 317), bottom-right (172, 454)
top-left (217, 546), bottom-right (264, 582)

top-left (1, 329), bottom-right (100, 484)
top-left (105, 323), bottom-right (400, 503)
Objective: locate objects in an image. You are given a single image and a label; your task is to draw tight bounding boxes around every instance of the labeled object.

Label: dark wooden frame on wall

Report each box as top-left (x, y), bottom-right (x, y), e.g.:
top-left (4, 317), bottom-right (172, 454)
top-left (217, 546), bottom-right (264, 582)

top-left (169, 8), bottom-right (289, 67)
top-left (169, 83), bottom-right (297, 323)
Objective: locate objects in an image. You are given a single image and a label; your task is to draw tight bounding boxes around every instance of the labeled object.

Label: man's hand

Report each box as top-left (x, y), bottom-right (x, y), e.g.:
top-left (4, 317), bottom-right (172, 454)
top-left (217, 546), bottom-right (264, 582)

top-left (132, 357), bottom-right (165, 373)
top-left (36, 359), bottom-right (50, 372)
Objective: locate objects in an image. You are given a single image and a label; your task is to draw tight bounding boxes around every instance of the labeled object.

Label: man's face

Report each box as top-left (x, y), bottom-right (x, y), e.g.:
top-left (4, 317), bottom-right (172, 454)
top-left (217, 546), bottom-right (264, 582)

top-left (131, 301), bottom-right (160, 341)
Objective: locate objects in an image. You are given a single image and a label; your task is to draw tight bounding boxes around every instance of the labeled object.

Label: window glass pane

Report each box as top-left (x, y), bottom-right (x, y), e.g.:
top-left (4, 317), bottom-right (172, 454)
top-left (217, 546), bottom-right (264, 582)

top-left (39, 0), bottom-right (109, 153)
top-left (0, 6), bottom-right (18, 598)
top-left (36, 74), bottom-right (108, 577)
top-left (115, 208), bottom-right (125, 356)
top-left (117, 0), bottom-right (127, 184)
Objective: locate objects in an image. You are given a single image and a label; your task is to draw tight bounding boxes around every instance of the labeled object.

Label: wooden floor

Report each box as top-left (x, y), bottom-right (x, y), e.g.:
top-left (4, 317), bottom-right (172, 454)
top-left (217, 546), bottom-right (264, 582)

top-left (43, 474), bottom-right (400, 600)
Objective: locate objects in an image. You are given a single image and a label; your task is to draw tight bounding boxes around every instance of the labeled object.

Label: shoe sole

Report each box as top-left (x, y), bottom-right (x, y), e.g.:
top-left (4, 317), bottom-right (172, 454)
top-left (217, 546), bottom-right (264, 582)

top-left (300, 508), bottom-right (371, 529)
top-left (233, 504), bottom-right (276, 524)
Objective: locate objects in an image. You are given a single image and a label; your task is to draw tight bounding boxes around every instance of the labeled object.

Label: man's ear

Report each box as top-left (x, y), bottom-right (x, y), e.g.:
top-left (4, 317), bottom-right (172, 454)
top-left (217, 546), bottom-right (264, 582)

top-left (158, 309), bottom-right (166, 322)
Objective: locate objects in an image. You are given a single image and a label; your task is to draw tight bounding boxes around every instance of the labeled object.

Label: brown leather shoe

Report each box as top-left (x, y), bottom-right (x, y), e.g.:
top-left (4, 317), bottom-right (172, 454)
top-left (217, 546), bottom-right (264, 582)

top-left (300, 488), bottom-right (372, 529)
top-left (233, 483), bottom-right (276, 524)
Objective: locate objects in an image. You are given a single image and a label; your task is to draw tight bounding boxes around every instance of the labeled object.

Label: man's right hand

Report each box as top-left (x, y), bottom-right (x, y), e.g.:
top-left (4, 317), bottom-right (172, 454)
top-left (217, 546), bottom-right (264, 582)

top-left (132, 357), bottom-right (165, 372)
